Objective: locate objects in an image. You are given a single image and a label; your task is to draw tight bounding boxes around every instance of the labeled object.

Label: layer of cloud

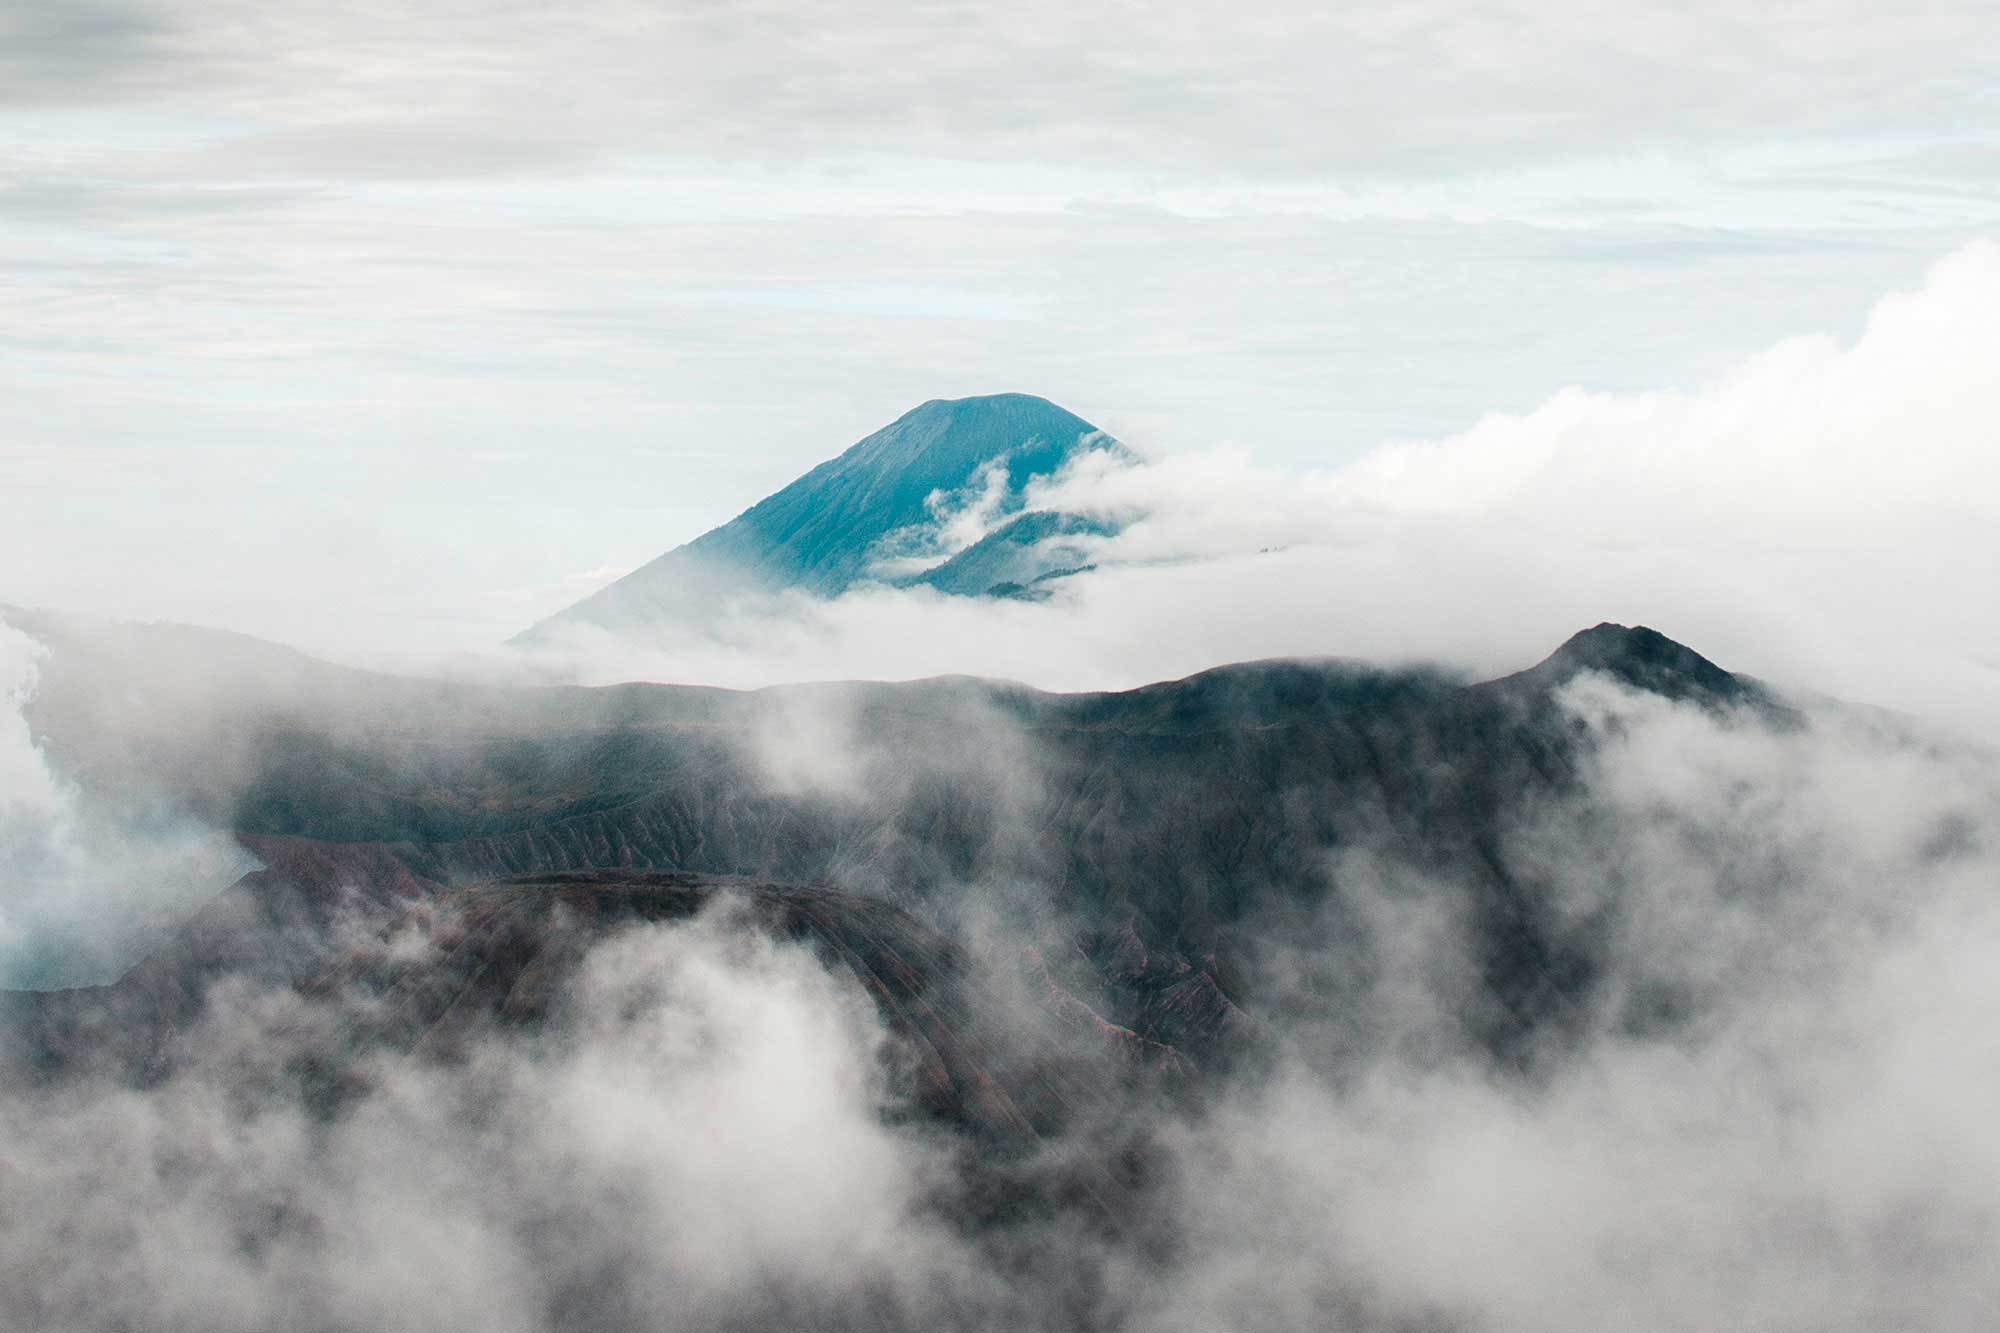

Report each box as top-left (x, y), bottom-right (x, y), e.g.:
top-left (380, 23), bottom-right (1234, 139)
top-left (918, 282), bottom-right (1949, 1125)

top-left (1147, 679), bottom-right (2000, 1332)
top-left (5, 0), bottom-right (1996, 664)
top-left (517, 240), bottom-right (2000, 735)
top-left (6, 655), bottom-right (2000, 1329)
top-left (0, 907), bottom-right (1032, 1330)
top-left (9, 212), bottom-right (1964, 661)
top-left (6, 0), bottom-right (1998, 179)
top-left (0, 615), bottom-right (256, 986)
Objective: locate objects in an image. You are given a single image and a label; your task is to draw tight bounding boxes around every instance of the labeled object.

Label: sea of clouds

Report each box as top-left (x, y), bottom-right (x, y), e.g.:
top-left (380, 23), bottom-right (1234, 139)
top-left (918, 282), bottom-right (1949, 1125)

top-left (3, 671), bottom-right (1998, 1330)
top-left (4, 243), bottom-right (1999, 1330)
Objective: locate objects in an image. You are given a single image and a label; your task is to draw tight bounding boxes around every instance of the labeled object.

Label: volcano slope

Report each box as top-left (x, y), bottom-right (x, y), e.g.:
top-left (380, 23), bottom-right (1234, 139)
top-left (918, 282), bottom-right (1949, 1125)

top-left (6, 619), bottom-right (1785, 1125)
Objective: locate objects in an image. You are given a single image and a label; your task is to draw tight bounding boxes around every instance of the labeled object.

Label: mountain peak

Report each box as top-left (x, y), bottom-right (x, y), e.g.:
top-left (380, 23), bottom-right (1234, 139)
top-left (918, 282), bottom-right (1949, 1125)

top-left (911, 391), bottom-right (1070, 413)
top-left (517, 394), bottom-right (1128, 640)
top-left (839, 393), bottom-right (1107, 478)
top-left (1513, 622), bottom-right (1753, 706)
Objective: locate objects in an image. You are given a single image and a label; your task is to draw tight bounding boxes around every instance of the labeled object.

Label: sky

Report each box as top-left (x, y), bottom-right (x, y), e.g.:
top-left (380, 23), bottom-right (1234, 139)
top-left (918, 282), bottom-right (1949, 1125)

top-left (3, 0), bottom-right (1999, 661)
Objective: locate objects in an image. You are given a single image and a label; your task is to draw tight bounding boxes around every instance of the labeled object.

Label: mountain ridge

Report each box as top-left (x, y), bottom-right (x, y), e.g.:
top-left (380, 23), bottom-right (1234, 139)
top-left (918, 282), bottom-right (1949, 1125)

top-left (9, 619), bottom-right (1774, 1098)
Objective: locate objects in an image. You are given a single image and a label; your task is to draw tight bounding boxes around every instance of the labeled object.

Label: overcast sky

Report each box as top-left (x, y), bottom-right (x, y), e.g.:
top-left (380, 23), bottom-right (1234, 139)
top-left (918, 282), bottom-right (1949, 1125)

top-left (4, 0), bottom-right (1998, 659)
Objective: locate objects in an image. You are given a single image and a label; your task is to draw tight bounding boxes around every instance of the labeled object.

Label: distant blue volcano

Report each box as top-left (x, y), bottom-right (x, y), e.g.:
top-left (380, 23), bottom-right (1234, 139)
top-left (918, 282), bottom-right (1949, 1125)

top-left (518, 393), bottom-right (1131, 639)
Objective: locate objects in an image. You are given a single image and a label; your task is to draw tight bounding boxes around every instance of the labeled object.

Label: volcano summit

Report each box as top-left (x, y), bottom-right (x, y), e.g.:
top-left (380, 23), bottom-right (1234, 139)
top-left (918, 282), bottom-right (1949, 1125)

top-left (519, 393), bottom-right (1131, 639)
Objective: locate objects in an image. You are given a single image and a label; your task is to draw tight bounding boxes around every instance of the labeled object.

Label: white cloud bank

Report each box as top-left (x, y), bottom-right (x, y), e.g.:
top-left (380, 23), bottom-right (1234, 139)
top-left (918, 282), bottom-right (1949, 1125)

top-left (519, 240), bottom-right (2000, 734)
top-left (6, 659), bottom-right (2000, 1331)
top-left (1148, 678), bottom-right (2000, 1333)
top-left (0, 909), bottom-right (1016, 1330)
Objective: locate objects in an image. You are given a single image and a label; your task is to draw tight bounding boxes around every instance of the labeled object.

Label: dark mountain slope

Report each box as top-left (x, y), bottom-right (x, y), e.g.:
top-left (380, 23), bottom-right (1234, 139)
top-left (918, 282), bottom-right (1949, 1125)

top-left (6, 620), bottom-right (1776, 1103)
top-left (1489, 620), bottom-right (1769, 708)
top-left (313, 870), bottom-right (1182, 1137)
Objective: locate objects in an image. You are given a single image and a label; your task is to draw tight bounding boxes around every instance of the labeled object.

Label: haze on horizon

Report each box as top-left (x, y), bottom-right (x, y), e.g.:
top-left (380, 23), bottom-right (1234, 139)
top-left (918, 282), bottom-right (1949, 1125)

top-left (5, 0), bottom-right (2000, 669)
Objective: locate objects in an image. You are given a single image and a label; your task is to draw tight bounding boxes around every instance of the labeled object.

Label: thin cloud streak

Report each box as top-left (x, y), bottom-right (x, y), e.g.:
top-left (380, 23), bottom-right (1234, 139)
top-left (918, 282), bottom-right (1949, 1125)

top-left (6, 0), bottom-right (1998, 178)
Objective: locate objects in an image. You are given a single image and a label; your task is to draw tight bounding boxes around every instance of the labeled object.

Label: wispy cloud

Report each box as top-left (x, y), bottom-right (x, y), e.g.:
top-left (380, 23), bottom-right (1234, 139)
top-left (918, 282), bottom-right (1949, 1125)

top-left (7, 1), bottom-right (1999, 176)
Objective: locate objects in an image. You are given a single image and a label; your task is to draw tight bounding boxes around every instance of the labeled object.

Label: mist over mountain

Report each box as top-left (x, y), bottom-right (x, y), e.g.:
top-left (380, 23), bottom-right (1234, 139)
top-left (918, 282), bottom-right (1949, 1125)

top-left (6, 298), bottom-right (1998, 1324)
top-left (519, 393), bottom-right (1133, 640)
top-left (6, 596), bottom-right (2000, 1329)
top-left (8, 0), bottom-right (1997, 1318)
top-left (4, 616), bottom-right (1732, 1109)
top-left (5, 259), bottom-right (1999, 1332)
top-left (0, 614), bottom-right (1802, 1105)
